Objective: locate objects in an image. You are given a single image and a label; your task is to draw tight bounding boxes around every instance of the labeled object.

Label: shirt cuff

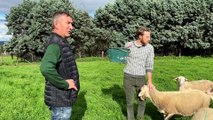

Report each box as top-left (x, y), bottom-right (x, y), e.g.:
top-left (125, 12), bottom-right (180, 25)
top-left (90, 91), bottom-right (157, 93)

top-left (146, 69), bottom-right (153, 73)
top-left (63, 82), bottom-right (69, 90)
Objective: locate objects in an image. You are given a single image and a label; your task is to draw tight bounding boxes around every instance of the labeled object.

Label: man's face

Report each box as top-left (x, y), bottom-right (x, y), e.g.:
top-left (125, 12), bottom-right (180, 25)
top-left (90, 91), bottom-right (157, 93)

top-left (139, 31), bottom-right (151, 45)
top-left (55, 15), bottom-right (74, 37)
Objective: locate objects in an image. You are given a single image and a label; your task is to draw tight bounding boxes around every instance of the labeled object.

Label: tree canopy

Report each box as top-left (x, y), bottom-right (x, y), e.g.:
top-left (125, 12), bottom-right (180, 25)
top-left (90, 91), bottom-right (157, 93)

top-left (95, 0), bottom-right (213, 56)
top-left (4, 0), bottom-right (213, 60)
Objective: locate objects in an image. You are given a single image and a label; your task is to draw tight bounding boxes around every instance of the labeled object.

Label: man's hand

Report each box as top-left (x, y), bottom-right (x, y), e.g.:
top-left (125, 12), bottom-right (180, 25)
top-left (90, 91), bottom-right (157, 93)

top-left (148, 82), bottom-right (155, 92)
top-left (66, 79), bottom-right (78, 91)
top-left (147, 72), bottom-right (155, 91)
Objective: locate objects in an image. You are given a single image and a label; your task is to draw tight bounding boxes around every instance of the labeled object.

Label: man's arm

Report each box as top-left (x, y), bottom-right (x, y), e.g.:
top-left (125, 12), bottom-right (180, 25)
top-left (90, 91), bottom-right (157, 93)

top-left (147, 72), bottom-right (155, 90)
top-left (146, 46), bottom-right (155, 90)
top-left (124, 42), bottom-right (131, 48)
top-left (40, 44), bottom-right (77, 90)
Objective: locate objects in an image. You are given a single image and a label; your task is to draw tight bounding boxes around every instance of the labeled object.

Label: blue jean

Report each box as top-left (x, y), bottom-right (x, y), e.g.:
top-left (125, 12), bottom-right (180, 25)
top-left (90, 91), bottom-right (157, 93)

top-left (51, 107), bottom-right (72, 120)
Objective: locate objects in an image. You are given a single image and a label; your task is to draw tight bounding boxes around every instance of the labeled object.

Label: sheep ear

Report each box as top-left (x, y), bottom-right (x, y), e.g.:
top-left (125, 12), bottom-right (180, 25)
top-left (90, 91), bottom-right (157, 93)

top-left (141, 96), bottom-right (146, 101)
top-left (173, 77), bottom-right (178, 81)
top-left (138, 93), bottom-right (143, 100)
top-left (138, 88), bottom-right (146, 101)
top-left (185, 79), bottom-right (189, 81)
top-left (138, 94), bottom-right (146, 101)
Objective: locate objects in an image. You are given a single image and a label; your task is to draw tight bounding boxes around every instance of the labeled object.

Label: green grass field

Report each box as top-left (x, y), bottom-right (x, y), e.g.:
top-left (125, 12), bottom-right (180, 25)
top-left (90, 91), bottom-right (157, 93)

top-left (1, 56), bottom-right (213, 120)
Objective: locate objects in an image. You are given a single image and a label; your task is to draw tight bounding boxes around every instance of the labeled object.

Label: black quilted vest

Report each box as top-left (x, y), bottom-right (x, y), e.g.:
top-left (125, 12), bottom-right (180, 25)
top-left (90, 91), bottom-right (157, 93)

top-left (44, 32), bottom-right (80, 107)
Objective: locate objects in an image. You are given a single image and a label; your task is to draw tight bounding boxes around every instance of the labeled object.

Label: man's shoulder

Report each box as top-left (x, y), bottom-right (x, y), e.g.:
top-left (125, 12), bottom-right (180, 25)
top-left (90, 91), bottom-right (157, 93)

top-left (47, 44), bottom-right (60, 51)
top-left (49, 43), bottom-right (60, 47)
top-left (146, 43), bottom-right (154, 49)
top-left (48, 32), bottom-right (64, 45)
top-left (124, 41), bottom-right (133, 48)
top-left (45, 44), bottom-right (61, 57)
top-left (126, 41), bottom-right (134, 45)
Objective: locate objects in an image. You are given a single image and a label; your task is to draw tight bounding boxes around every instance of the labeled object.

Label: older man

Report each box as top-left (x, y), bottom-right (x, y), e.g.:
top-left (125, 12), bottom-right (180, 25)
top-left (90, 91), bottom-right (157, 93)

top-left (40, 11), bottom-right (80, 120)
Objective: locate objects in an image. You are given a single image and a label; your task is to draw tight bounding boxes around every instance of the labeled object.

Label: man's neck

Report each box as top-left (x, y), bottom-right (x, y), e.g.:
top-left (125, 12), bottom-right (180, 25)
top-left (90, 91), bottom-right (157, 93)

top-left (135, 39), bottom-right (147, 46)
top-left (135, 39), bottom-right (142, 45)
top-left (133, 40), bottom-right (142, 48)
top-left (53, 30), bottom-right (65, 38)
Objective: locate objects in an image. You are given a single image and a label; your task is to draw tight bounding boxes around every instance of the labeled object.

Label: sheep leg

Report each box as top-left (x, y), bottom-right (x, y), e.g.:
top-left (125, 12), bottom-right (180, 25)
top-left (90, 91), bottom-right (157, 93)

top-left (209, 94), bottom-right (213, 100)
top-left (164, 113), bottom-right (174, 120)
top-left (206, 91), bottom-right (213, 100)
top-left (207, 91), bottom-right (213, 95)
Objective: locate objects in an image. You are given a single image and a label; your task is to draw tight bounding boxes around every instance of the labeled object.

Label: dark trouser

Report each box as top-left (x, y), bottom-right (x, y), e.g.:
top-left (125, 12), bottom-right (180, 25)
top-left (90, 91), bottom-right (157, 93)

top-left (124, 73), bottom-right (146, 120)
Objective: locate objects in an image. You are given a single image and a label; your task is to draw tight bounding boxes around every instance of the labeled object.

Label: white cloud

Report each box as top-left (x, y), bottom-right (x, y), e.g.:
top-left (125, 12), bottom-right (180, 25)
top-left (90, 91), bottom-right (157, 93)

top-left (0, 34), bottom-right (12, 41)
top-left (0, 21), bottom-right (12, 41)
top-left (0, 22), bottom-right (7, 29)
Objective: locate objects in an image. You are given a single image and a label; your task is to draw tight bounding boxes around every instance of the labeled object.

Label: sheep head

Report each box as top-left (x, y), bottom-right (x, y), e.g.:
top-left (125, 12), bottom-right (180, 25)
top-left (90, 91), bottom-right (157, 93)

top-left (175, 76), bottom-right (188, 86)
top-left (138, 85), bottom-right (150, 101)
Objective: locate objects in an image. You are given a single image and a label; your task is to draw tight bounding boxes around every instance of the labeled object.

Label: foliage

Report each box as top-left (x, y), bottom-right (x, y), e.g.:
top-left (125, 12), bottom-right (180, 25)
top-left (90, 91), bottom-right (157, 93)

top-left (4, 0), bottom-right (213, 58)
top-left (5, 0), bottom-right (121, 59)
top-left (95, 0), bottom-right (213, 56)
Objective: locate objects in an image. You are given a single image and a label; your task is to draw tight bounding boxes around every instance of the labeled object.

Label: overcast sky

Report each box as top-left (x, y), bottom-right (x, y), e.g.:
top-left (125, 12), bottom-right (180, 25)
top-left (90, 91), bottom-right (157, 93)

top-left (0, 0), bottom-right (115, 41)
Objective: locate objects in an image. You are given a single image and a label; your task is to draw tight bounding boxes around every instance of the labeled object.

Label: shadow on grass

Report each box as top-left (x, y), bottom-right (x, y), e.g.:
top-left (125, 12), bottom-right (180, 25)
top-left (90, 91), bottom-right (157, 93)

top-left (145, 101), bottom-right (191, 120)
top-left (101, 84), bottom-right (191, 120)
top-left (101, 84), bottom-right (165, 119)
top-left (145, 101), bottom-right (164, 120)
top-left (71, 91), bottom-right (87, 120)
top-left (210, 100), bottom-right (213, 108)
top-left (102, 84), bottom-right (127, 117)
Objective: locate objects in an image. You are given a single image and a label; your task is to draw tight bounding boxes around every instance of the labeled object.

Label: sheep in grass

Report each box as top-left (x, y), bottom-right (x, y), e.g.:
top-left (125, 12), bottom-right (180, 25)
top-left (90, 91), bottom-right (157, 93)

top-left (175, 76), bottom-right (213, 99)
top-left (138, 85), bottom-right (210, 120)
top-left (191, 108), bottom-right (213, 120)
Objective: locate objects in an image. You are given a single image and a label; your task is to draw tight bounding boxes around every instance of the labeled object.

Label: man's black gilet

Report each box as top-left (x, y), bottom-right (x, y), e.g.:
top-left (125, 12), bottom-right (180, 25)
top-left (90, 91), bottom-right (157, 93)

top-left (45, 32), bottom-right (80, 107)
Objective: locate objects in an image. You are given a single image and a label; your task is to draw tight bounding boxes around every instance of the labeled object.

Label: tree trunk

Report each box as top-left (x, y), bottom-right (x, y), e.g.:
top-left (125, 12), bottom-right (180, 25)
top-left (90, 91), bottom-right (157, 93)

top-left (178, 48), bottom-right (182, 57)
top-left (101, 51), bottom-right (104, 59)
top-left (78, 52), bottom-right (81, 58)
top-left (0, 53), bottom-right (2, 64)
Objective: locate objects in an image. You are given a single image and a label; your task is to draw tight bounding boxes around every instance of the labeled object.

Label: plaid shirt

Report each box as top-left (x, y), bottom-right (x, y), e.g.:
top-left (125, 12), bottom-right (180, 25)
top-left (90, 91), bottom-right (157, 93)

top-left (124, 41), bottom-right (154, 76)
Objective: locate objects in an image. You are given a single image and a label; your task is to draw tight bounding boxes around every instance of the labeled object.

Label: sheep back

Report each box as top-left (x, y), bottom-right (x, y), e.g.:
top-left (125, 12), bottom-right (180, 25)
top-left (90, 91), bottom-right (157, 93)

top-left (180, 80), bottom-right (213, 92)
top-left (150, 90), bottom-right (210, 116)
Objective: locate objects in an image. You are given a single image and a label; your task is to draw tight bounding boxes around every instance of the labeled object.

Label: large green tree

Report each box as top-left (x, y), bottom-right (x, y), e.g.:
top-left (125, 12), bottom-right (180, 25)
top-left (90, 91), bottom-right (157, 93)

top-left (4, 0), bottom-right (36, 60)
top-left (95, 0), bottom-right (213, 56)
top-left (4, 1), bottom-right (78, 59)
top-left (5, 0), bottom-right (213, 58)
top-left (5, 0), bottom-right (77, 60)
top-left (4, 0), bottom-right (125, 60)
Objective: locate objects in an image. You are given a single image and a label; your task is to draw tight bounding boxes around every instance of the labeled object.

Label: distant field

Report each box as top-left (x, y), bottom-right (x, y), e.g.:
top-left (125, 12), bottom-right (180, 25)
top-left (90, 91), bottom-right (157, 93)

top-left (1, 56), bottom-right (213, 120)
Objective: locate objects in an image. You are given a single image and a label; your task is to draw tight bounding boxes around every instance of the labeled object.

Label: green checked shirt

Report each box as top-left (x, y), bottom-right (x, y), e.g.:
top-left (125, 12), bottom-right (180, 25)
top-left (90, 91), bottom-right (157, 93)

top-left (124, 41), bottom-right (154, 76)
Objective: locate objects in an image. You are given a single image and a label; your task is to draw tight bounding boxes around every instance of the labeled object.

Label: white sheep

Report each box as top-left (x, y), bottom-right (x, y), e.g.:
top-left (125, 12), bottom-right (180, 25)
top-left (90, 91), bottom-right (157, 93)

top-left (191, 108), bottom-right (213, 120)
top-left (175, 76), bottom-right (213, 99)
top-left (138, 85), bottom-right (210, 120)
